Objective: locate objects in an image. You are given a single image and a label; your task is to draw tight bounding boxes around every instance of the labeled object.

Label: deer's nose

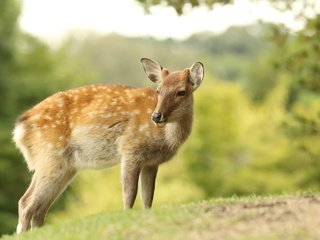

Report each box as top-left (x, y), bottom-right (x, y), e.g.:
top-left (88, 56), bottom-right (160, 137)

top-left (151, 112), bottom-right (164, 123)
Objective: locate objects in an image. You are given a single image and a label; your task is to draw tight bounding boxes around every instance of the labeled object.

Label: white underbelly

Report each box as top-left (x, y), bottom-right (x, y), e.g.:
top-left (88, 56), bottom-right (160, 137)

top-left (73, 141), bottom-right (121, 169)
top-left (70, 125), bottom-right (122, 169)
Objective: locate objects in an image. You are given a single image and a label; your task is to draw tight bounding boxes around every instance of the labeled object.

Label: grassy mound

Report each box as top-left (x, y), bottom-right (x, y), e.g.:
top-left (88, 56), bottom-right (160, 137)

top-left (2, 194), bottom-right (319, 240)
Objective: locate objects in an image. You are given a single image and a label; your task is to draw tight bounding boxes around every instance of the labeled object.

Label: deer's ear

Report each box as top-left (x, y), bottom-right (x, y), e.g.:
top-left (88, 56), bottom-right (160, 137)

top-left (189, 62), bottom-right (204, 90)
top-left (141, 58), bottom-right (163, 83)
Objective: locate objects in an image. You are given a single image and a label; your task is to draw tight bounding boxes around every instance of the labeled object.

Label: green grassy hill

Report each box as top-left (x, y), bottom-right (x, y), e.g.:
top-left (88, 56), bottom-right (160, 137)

top-left (2, 194), bottom-right (319, 240)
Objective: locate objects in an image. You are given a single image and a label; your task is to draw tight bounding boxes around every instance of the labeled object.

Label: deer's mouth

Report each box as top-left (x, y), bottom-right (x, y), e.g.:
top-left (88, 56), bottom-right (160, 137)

top-left (154, 121), bottom-right (167, 128)
top-left (152, 118), bottom-right (167, 127)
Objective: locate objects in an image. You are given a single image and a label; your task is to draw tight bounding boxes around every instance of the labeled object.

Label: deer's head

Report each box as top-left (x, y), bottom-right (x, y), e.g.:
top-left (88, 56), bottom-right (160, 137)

top-left (141, 58), bottom-right (204, 127)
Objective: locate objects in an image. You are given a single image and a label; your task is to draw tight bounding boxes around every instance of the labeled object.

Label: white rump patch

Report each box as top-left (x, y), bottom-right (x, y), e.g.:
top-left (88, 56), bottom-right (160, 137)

top-left (13, 124), bottom-right (34, 170)
top-left (13, 124), bottom-right (25, 143)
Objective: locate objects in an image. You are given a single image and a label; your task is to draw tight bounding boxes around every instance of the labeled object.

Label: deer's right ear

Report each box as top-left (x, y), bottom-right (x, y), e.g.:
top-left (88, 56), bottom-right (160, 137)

top-left (189, 62), bottom-right (204, 90)
top-left (141, 58), bottom-right (163, 83)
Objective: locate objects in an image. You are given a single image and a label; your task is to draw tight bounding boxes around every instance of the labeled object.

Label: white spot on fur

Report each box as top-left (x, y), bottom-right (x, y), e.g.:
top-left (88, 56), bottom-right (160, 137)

top-left (56, 97), bottom-right (64, 106)
top-left (36, 131), bottom-right (42, 138)
top-left (44, 115), bottom-right (53, 120)
top-left (139, 124), bottom-right (148, 132)
top-left (125, 89), bottom-right (133, 97)
top-left (147, 108), bottom-right (153, 114)
top-left (56, 111), bottom-right (63, 117)
top-left (71, 109), bottom-right (78, 114)
top-left (133, 109), bottom-right (140, 115)
top-left (88, 112), bottom-right (96, 117)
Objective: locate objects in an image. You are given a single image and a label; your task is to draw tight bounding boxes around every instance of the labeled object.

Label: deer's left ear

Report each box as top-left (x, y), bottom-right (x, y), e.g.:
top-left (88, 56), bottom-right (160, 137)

top-left (141, 58), bottom-right (163, 83)
top-left (189, 62), bottom-right (204, 90)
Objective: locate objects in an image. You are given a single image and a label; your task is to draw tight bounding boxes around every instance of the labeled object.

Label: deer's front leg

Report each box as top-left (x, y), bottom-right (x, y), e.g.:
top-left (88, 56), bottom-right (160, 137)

top-left (140, 166), bottom-right (158, 209)
top-left (121, 160), bottom-right (140, 209)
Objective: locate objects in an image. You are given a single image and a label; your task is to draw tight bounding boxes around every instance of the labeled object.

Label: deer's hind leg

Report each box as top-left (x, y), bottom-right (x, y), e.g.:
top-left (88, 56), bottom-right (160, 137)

top-left (17, 174), bottom-right (37, 233)
top-left (17, 157), bottom-right (76, 234)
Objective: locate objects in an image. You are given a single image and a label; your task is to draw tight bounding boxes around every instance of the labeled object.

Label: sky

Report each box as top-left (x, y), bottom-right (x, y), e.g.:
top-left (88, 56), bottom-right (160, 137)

top-left (19, 0), bottom-right (304, 44)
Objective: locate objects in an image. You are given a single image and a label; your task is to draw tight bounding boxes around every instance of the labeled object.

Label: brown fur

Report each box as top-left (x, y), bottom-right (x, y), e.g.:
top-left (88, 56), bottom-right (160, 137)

top-left (13, 58), bottom-right (204, 233)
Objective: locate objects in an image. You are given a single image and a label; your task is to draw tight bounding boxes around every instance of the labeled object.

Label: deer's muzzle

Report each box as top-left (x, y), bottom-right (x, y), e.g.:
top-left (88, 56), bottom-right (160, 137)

top-left (151, 112), bottom-right (167, 126)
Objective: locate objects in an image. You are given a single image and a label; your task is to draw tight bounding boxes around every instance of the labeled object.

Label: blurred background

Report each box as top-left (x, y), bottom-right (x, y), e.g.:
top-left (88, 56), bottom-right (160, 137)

top-left (1, 0), bottom-right (320, 236)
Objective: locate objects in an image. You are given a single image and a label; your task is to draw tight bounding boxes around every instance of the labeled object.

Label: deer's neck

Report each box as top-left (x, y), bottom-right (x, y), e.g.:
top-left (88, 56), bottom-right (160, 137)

top-left (164, 100), bottom-right (193, 150)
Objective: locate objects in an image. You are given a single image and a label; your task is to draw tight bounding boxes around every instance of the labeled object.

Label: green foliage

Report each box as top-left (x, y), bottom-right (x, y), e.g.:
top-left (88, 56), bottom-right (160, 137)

top-left (182, 81), bottom-right (247, 196)
top-left (265, 15), bottom-right (320, 190)
top-left (185, 25), bottom-right (268, 56)
top-left (185, 24), bottom-right (270, 82)
top-left (0, 0), bottom-right (20, 118)
top-left (181, 76), bottom-right (320, 197)
top-left (268, 16), bottom-right (320, 109)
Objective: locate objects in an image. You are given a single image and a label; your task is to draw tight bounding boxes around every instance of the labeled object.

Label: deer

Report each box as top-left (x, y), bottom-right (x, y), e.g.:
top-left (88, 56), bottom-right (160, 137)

top-left (12, 58), bottom-right (204, 234)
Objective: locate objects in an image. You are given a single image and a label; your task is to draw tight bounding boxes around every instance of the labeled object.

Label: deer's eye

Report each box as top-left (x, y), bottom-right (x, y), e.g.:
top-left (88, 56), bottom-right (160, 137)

top-left (177, 90), bottom-right (186, 97)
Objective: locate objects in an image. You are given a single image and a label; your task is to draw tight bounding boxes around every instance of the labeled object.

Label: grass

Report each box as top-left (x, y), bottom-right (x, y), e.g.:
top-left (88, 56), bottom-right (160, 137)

top-left (2, 194), bottom-right (320, 240)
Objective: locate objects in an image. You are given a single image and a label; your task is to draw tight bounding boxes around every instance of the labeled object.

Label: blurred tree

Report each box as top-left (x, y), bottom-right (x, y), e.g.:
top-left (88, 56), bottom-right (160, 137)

top-left (185, 25), bottom-right (268, 56)
top-left (0, 0), bottom-right (20, 119)
top-left (273, 15), bottom-right (320, 189)
top-left (181, 81), bottom-right (248, 196)
top-left (184, 24), bottom-right (270, 82)
top-left (0, 0), bottom-right (28, 235)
